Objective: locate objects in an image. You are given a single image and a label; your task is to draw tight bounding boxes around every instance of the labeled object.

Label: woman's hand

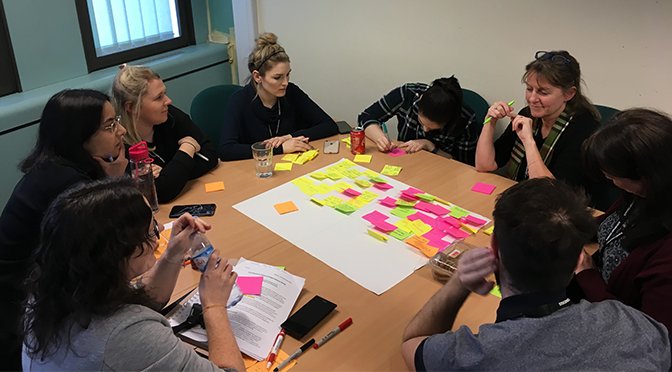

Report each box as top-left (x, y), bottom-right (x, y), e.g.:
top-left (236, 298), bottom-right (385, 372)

top-left (199, 249), bottom-right (237, 308)
top-left (511, 115), bottom-right (535, 144)
top-left (94, 150), bottom-right (128, 177)
top-left (151, 164), bottom-right (162, 178)
top-left (263, 134), bottom-right (292, 149)
top-left (574, 249), bottom-right (597, 275)
top-left (398, 139), bottom-right (432, 154)
top-left (456, 246), bottom-right (498, 295)
top-left (374, 135), bottom-right (396, 152)
top-left (281, 136), bottom-right (313, 153)
top-left (165, 213), bottom-right (211, 262)
top-left (486, 101), bottom-right (516, 124)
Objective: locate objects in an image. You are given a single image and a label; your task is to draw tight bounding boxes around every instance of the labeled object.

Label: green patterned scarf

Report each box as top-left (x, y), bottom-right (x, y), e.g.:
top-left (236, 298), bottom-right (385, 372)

top-left (505, 109), bottom-right (572, 180)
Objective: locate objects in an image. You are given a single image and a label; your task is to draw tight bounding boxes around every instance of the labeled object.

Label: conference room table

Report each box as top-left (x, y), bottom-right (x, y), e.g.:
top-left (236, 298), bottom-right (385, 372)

top-left (157, 133), bottom-right (517, 371)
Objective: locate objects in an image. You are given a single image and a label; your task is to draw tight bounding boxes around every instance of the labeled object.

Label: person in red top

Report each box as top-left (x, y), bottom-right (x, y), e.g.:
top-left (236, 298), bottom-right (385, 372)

top-left (574, 108), bottom-right (672, 331)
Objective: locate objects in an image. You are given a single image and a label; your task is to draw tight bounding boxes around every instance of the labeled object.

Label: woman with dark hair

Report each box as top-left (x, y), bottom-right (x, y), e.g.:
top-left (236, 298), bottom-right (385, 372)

top-left (0, 89), bottom-right (127, 370)
top-left (574, 108), bottom-right (672, 331)
top-left (22, 177), bottom-right (244, 371)
top-left (219, 32), bottom-right (338, 161)
top-left (476, 51), bottom-right (600, 191)
top-left (357, 76), bottom-right (479, 164)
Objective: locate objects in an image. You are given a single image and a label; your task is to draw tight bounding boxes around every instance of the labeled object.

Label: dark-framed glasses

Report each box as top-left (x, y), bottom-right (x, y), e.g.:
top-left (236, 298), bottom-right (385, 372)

top-left (148, 217), bottom-right (160, 240)
top-left (104, 115), bottom-right (122, 133)
top-left (535, 51), bottom-right (571, 65)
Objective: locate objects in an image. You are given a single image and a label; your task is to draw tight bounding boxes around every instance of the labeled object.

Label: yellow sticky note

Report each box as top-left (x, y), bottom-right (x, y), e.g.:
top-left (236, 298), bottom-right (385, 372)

top-left (299, 184), bottom-right (320, 196)
top-left (293, 155), bottom-right (310, 165)
top-left (322, 195), bottom-right (346, 207)
top-left (358, 190), bottom-right (380, 203)
top-left (274, 162), bottom-right (293, 171)
top-left (274, 201), bottom-right (298, 215)
top-left (483, 225), bottom-right (494, 235)
top-left (332, 181), bottom-right (353, 192)
top-left (347, 198), bottom-right (368, 209)
top-left (341, 137), bottom-right (351, 145)
top-left (363, 170), bottom-right (379, 178)
top-left (282, 154), bottom-right (299, 162)
top-left (410, 220), bottom-right (432, 236)
top-left (354, 154), bottom-right (372, 163)
top-left (368, 229), bottom-right (389, 242)
top-left (342, 169), bottom-right (363, 179)
top-left (304, 149), bottom-right (319, 160)
top-left (326, 172), bottom-right (344, 180)
top-left (204, 181), bottom-right (225, 193)
top-left (310, 197), bottom-right (325, 206)
top-left (435, 197), bottom-right (452, 206)
top-left (339, 158), bottom-right (357, 169)
top-left (247, 349), bottom-right (296, 372)
top-left (461, 223), bottom-right (479, 234)
top-left (314, 183), bottom-right (332, 195)
top-left (355, 179), bottom-right (372, 188)
top-left (310, 172), bottom-right (327, 180)
top-left (395, 219), bottom-right (413, 232)
top-left (291, 177), bottom-right (314, 188)
top-left (381, 165), bottom-right (402, 176)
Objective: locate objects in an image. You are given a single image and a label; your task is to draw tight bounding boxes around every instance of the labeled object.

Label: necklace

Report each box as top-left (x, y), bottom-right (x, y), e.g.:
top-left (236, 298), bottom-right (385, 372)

top-left (267, 100), bottom-right (281, 137)
top-left (604, 200), bottom-right (635, 246)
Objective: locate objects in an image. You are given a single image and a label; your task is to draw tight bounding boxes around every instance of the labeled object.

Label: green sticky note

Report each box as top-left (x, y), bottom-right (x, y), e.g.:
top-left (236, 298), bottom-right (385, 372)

top-left (335, 202), bottom-right (358, 214)
top-left (449, 206), bottom-right (470, 219)
top-left (416, 193), bottom-right (435, 202)
top-left (490, 285), bottom-right (502, 298)
top-left (342, 169), bottom-right (363, 179)
top-left (355, 179), bottom-right (372, 188)
top-left (396, 199), bottom-right (417, 207)
top-left (276, 266), bottom-right (286, 270)
top-left (391, 206), bottom-right (416, 218)
top-left (369, 176), bottom-right (388, 184)
top-left (389, 228), bottom-right (413, 240)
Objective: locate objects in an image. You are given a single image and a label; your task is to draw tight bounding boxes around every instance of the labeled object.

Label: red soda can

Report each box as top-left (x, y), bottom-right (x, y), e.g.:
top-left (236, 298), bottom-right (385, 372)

top-left (350, 128), bottom-right (365, 155)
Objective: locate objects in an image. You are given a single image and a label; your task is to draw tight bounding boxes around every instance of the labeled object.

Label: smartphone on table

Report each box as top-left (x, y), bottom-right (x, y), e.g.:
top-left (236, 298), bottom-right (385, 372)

top-left (281, 295), bottom-right (337, 339)
top-left (169, 204), bottom-right (216, 218)
top-left (324, 140), bottom-right (340, 154)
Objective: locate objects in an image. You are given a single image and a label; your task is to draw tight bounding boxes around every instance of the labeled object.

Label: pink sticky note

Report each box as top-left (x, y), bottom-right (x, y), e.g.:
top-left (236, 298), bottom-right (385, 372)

top-left (388, 148), bottom-right (406, 157)
top-left (407, 212), bottom-right (435, 225)
top-left (343, 188), bottom-right (362, 197)
top-left (446, 227), bottom-right (471, 239)
top-left (443, 216), bottom-right (462, 228)
top-left (404, 187), bottom-right (425, 195)
top-left (373, 183), bottom-right (394, 191)
top-left (237, 276), bottom-right (263, 295)
top-left (428, 204), bottom-right (450, 216)
top-left (427, 238), bottom-right (450, 250)
top-left (400, 191), bottom-right (420, 201)
top-left (363, 210), bottom-right (388, 224)
top-left (372, 220), bottom-right (398, 232)
top-left (379, 197), bottom-right (397, 208)
top-left (414, 201), bottom-right (434, 213)
top-left (423, 229), bottom-right (448, 241)
top-left (464, 215), bottom-right (488, 226)
top-left (472, 182), bottom-right (497, 195)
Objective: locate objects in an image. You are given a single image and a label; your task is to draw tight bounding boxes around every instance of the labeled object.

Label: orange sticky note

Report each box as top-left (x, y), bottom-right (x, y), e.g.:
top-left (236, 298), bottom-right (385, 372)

top-left (274, 201), bottom-right (298, 215)
top-left (405, 235), bottom-right (438, 257)
top-left (205, 181), bottom-right (225, 193)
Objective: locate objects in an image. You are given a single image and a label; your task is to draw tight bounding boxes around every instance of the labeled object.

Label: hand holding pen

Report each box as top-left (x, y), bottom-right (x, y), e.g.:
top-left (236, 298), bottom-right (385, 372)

top-left (484, 100), bottom-right (515, 124)
top-left (371, 122), bottom-right (396, 152)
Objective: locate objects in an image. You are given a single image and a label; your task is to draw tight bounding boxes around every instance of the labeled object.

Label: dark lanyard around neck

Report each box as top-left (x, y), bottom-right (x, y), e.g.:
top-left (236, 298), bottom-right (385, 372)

top-left (268, 100), bottom-right (281, 137)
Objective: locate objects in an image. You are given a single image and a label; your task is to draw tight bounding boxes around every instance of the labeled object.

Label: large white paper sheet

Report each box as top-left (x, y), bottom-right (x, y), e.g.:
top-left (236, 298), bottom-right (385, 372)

top-left (233, 159), bottom-right (489, 295)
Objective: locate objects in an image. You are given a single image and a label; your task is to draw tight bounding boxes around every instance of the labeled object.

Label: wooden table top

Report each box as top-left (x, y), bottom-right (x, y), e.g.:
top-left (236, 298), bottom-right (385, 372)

top-left (157, 134), bottom-right (518, 371)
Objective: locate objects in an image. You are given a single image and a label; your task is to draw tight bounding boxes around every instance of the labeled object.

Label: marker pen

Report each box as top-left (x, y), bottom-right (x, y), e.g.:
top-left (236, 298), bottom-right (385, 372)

top-left (483, 100), bottom-right (515, 124)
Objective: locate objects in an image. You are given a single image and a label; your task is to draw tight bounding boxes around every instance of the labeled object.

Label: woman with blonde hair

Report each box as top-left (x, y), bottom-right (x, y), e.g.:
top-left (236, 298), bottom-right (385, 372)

top-left (219, 33), bottom-right (338, 160)
top-left (112, 65), bottom-right (218, 203)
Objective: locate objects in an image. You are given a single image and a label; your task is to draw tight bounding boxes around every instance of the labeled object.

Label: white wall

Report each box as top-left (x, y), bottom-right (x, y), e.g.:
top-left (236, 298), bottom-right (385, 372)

top-left (256, 0), bottom-right (672, 137)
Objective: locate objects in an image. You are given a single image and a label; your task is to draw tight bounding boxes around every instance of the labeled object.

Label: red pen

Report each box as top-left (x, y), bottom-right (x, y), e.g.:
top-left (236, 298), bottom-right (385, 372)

top-left (313, 318), bottom-right (353, 349)
top-left (267, 329), bottom-right (285, 369)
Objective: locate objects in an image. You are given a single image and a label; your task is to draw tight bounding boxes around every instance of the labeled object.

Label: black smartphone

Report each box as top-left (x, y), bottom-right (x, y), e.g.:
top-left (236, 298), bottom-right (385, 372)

top-left (281, 295), bottom-right (337, 339)
top-left (336, 121), bottom-right (353, 134)
top-left (169, 204), bottom-right (216, 218)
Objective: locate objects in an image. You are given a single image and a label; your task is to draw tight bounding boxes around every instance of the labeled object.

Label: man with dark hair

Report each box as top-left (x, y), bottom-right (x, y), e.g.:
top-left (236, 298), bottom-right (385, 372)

top-left (401, 178), bottom-right (671, 371)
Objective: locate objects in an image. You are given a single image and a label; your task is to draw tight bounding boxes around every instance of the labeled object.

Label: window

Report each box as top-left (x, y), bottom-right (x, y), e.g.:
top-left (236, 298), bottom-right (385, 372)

top-left (0, 1), bottom-right (21, 97)
top-left (75, 0), bottom-right (195, 72)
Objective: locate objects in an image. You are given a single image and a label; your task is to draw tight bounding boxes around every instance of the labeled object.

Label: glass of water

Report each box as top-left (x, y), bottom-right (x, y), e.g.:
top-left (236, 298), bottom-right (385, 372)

top-left (251, 142), bottom-right (273, 178)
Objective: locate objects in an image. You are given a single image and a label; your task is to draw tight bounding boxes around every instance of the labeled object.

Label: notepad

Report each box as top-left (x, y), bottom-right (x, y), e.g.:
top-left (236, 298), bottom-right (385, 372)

top-left (472, 182), bottom-right (496, 195)
top-left (274, 163), bottom-right (293, 171)
top-left (354, 154), bottom-right (372, 163)
top-left (205, 181), bottom-right (225, 193)
top-left (274, 201), bottom-right (298, 215)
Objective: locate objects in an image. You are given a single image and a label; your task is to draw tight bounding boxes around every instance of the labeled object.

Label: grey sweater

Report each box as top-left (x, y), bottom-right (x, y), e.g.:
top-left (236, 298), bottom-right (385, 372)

top-left (23, 304), bottom-right (239, 371)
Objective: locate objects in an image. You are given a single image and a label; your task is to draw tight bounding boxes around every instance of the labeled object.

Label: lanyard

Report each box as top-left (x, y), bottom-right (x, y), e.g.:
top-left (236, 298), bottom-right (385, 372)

top-left (268, 100), bottom-right (281, 137)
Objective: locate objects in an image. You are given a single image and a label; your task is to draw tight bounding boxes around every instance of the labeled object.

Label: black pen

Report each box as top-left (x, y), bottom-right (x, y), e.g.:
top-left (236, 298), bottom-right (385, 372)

top-left (273, 338), bottom-right (314, 372)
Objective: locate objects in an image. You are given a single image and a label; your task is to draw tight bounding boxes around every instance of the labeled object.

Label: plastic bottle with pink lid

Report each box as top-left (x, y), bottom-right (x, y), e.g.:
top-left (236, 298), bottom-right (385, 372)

top-left (129, 141), bottom-right (159, 214)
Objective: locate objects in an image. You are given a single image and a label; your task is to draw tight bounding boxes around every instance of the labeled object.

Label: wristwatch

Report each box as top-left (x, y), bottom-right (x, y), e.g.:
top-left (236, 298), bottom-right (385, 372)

top-left (430, 146), bottom-right (439, 154)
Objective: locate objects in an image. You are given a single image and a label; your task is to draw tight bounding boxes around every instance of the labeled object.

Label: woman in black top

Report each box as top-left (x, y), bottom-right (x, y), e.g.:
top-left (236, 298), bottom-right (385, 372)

top-left (0, 89), bottom-right (127, 370)
top-left (219, 33), bottom-right (338, 161)
top-left (112, 65), bottom-right (218, 203)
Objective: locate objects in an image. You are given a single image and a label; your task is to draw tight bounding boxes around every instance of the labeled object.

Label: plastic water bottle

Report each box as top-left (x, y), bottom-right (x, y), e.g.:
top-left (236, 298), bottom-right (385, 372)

top-left (189, 232), bottom-right (244, 308)
top-left (129, 141), bottom-right (159, 214)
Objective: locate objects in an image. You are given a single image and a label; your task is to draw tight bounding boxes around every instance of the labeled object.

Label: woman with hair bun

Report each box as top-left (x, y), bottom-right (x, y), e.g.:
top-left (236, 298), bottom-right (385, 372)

top-left (357, 76), bottom-right (480, 165)
top-left (219, 32), bottom-right (338, 161)
top-left (476, 50), bottom-right (600, 190)
top-left (573, 108), bottom-right (672, 331)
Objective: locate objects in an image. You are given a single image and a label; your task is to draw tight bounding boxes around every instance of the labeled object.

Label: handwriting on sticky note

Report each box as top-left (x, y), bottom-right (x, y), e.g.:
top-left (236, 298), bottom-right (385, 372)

top-left (381, 165), bottom-right (402, 176)
top-left (205, 181), bottom-right (225, 193)
top-left (379, 197), bottom-right (397, 208)
top-left (449, 206), bottom-right (470, 219)
top-left (472, 182), bottom-right (497, 195)
top-left (389, 228), bottom-right (413, 240)
top-left (355, 179), bottom-right (372, 188)
top-left (335, 202), bottom-right (357, 214)
top-left (363, 170), bottom-right (379, 178)
top-left (416, 193), bottom-right (435, 202)
top-left (291, 177), bottom-right (314, 187)
top-left (358, 190), bottom-right (379, 202)
top-left (322, 195), bottom-right (346, 207)
top-left (274, 201), bottom-right (298, 215)
top-left (362, 210), bottom-right (388, 224)
top-left (342, 169), bottom-right (363, 179)
top-left (368, 229), bottom-right (389, 242)
top-left (274, 162), bottom-right (293, 171)
top-left (237, 276), bottom-right (263, 295)
top-left (343, 188), bottom-right (362, 197)
top-left (373, 182), bottom-right (394, 191)
top-left (282, 154), bottom-right (299, 162)
top-left (310, 172), bottom-right (327, 180)
top-left (396, 199), bottom-right (417, 207)
top-left (388, 148), bottom-right (406, 157)
top-left (369, 176), bottom-right (387, 184)
top-left (354, 154), bottom-right (372, 163)
top-left (391, 206), bottom-right (416, 219)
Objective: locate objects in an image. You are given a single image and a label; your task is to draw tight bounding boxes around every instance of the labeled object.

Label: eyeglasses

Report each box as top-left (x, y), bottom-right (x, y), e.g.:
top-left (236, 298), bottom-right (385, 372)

top-left (103, 115), bottom-right (122, 133)
top-left (535, 51), bottom-right (578, 82)
top-left (148, 217), bottom-right (160, 240)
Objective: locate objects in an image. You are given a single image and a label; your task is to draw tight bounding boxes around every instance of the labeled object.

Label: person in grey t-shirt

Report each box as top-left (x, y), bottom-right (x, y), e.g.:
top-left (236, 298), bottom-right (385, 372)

top-left (401, 178), bottom-right (671, 371)
top-left (22, 177), bottom-right (244, 371)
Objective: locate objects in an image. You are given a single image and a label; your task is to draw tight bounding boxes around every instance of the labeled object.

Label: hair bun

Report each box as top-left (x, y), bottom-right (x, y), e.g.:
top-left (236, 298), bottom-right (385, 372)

top-left (257, 32), bottom-right (278, 48)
